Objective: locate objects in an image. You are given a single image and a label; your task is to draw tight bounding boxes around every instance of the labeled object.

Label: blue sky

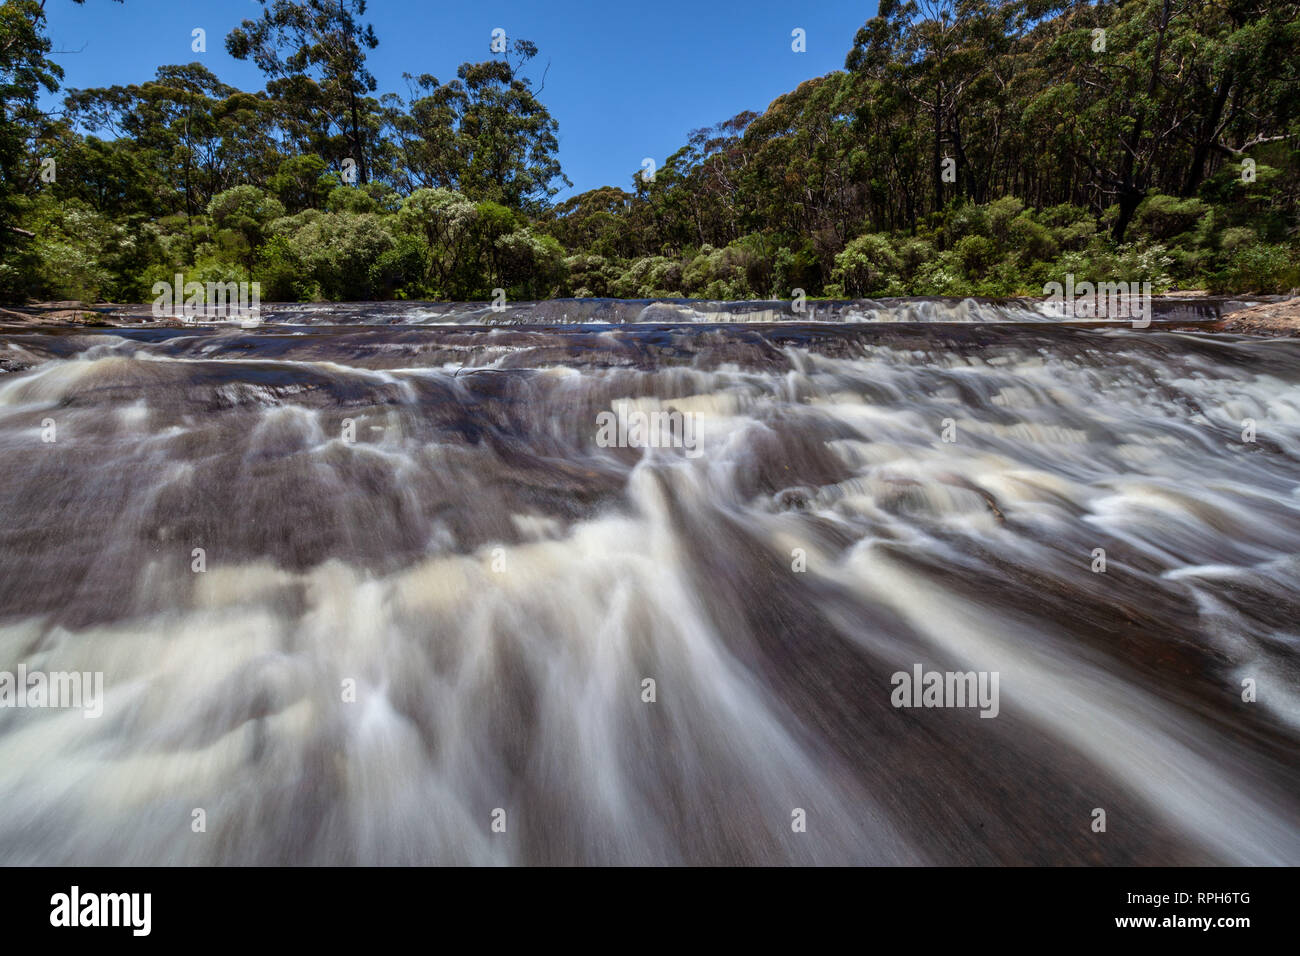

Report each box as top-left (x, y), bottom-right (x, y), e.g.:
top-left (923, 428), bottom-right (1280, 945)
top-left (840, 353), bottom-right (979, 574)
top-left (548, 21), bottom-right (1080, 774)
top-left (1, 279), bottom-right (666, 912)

top-left (41, 0), bottom-right (876, 199)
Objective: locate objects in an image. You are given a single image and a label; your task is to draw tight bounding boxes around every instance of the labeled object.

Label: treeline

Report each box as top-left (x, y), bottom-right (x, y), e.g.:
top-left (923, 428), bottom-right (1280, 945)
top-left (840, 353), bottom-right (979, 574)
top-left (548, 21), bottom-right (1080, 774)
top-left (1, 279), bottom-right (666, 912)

top-left (551, 0), bottom-right (1300, 298)
top-left (0, 0), bottom-right (1297, 305)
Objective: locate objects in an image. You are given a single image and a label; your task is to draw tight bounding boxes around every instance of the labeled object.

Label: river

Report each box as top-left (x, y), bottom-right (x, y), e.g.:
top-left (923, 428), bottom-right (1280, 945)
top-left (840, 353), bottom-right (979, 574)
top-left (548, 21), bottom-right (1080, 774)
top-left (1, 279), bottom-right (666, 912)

top-left (0, 302), bottom-right (1296, 864)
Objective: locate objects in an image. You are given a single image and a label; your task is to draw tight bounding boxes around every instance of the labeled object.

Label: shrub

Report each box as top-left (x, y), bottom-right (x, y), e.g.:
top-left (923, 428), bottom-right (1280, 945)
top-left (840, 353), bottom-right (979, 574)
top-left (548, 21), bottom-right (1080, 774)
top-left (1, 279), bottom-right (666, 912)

top-left (832, 233), bottom-right (902, 296)
top-left (1008, 213), bottom-right (1058, 265)
top-left (955, 235), bottom-right (998, 276)
top-left (1212, 243), bottom-right (1300, 294)
top-left (1219, 227), bottom-right (1258, 253)
top-left (986, 196), bottom-right (1026, 241)
top-left (1134, 194), bottom-right (1209, 244)
top-left (913, 249), bottom-right (971, 296)
top-left (612, 256), bottom-right (684, 297)
top-left (945, 203), bottom-right (990, 242)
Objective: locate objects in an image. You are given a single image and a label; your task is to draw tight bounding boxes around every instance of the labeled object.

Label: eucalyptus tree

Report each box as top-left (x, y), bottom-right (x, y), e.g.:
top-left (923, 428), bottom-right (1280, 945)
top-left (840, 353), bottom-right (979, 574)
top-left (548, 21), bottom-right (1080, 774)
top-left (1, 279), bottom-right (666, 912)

top-left (389, 39), bottom-right (568, 213)
top-left (226, 0), bottom-right (379, 184)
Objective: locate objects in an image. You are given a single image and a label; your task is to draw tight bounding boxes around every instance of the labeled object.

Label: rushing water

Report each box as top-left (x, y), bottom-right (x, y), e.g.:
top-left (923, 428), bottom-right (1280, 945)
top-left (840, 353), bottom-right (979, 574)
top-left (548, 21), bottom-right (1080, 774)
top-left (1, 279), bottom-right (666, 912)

top-left (0, 306), bottom-right (1297, 865)
top-left (96, 293), bottom-right (1252, 326)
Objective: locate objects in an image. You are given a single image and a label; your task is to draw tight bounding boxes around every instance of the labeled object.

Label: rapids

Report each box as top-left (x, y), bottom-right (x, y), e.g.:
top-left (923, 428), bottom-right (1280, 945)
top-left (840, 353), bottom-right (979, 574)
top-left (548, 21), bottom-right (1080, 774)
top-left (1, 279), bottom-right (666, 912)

top-left (0, 310), bottom-right (1296, 864)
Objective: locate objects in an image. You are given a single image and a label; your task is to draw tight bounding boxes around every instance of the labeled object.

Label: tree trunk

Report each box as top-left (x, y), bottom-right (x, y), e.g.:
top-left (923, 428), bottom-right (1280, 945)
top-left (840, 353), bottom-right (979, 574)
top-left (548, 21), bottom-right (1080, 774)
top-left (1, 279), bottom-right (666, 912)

top-left (1181, 72), bottom-right (1233, 197)
top-left (350, 89), bottom-right (368, 185)
top-left (1112, 0), bottom-right (1172, 243)
top-left (932, 101), bottom-right (943, 213)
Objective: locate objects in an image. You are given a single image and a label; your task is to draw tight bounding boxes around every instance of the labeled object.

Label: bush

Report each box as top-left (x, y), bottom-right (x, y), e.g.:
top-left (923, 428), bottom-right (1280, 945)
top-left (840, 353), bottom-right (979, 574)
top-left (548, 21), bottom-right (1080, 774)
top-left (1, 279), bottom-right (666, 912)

top-left (1134, 194), bottom-right (1209, 244)
top-left (611, 256), bottom-right (683, 297)
top-left (1211, 243), bottom-right (1300, 294)
top-left (986, 196), bottom-right (1026, 241)
top-left (914, 249), bottom-right (971, 296)
top-left (770, 241), bottom-right (819, 298)
top-left (1219, 227), bottom-right (1258, 253)
top-left (326, 186), bottom-right (378, 214)
top-left (256, 234), bottom-right (306, 301)
top-left (494, 227), bottom-right (567, 299)
top-left (946, 203), bottom-right (990, 242)
top-left (369, 237), bottom-right (425, 299)
top-left (1007, 213), bottom-right (1058, 265)
top-left (561, 254), bottom-right (620, 297)
top-left (287, 211), bottom-right (397, 300)
top-left (680, 244), bottom-right (759, 299)
top-left (832, 233), bottom-right (902, 296)
top-left (955, 235), bottom-right (998, 276)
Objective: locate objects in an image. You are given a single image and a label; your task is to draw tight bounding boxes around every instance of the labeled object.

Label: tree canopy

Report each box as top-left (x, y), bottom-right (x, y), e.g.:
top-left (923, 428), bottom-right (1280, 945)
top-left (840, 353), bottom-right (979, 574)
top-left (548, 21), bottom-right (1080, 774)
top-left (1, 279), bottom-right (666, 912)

top-left (1, 0), bottom-right (1296, 304)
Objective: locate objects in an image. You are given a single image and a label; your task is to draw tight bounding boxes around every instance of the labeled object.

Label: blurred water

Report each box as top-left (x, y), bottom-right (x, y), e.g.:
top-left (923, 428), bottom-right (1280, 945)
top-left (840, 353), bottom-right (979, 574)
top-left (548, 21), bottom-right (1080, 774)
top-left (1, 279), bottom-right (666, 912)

top-left (0, 316), bottom-right (1296, 864)
top-left (97, 294), bottom-right (1247, 326)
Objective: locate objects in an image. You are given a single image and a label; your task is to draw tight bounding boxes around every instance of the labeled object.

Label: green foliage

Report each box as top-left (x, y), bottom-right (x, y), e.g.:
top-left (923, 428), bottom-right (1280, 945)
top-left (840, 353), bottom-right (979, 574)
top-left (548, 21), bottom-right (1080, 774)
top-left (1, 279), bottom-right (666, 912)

top-left (1134, 195), bottom-right (1211, 244)
top-left (1210, 244), bottom-right (1300, 294)
top-left (226, 0), bottom-right (379, 183)
top-left (207, 185), bottom-right (285, 274)
top-left (0, 0), bottom-right (66, 261)
top-left (1, 0), bottom-right (1297, 304)
top-left (369, 236), bottom-right (424, 299)
top-left (560, 253), bottom-right (620, 298)
top-left (284, 209), bottom-right (395, 300)
top-left (833, 234), bottom-right (903, 297)
top-left (388, 40), bottom-right (569, 211)
top-left (269, 154), bottom-right (330, 211)
top-left (326, 185), bottom-right (377, 214)
top-left (611, 256), bottom-right (684, 298)
top-left (955, 235), bottom-right (997, 275)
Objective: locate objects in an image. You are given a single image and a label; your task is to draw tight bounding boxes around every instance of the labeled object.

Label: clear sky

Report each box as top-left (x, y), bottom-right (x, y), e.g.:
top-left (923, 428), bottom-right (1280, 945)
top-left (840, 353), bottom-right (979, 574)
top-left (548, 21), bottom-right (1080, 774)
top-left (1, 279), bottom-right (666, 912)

top-left (40, 0), bottom-right (876, 199)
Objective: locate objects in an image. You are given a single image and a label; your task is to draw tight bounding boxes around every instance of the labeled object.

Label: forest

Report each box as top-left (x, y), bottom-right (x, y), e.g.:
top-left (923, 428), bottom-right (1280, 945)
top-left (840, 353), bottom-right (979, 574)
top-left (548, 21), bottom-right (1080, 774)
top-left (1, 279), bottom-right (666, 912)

top-left (0, 0), bottom-right (1297, 304)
